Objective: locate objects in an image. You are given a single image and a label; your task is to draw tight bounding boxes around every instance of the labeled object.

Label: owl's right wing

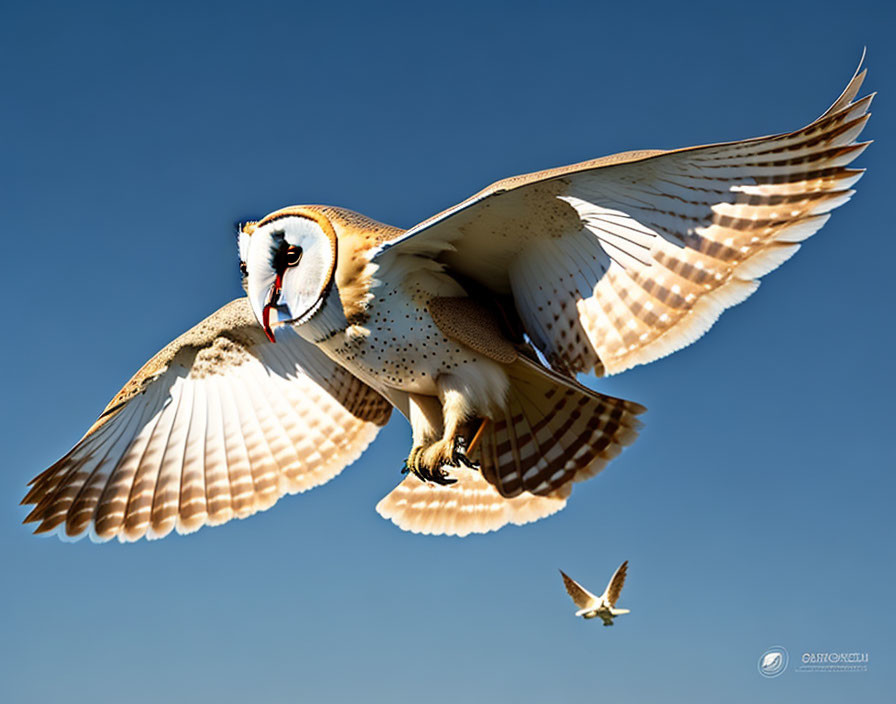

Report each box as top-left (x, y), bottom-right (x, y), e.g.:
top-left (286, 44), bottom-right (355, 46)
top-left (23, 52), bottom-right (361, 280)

top-left (560, 570), bottom-right (598, 610)
top-left (22, 298), bottom-right (391, 543)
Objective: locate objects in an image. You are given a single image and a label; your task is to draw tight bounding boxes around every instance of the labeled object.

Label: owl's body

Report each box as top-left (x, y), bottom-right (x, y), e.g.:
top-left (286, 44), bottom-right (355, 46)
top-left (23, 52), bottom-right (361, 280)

top-left (310, 212), bottom-right (504, 403)
top-left (22, 59), bottom-right (873, 542)
top-left (322, 275), bottom-right (510, 426)
top-left (280, 206), bottom-right (515, 480)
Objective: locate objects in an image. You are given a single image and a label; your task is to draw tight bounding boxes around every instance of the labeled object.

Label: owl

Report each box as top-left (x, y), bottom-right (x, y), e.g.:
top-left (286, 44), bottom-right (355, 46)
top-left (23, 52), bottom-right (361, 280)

top-left (22, 60), bottom-right (871, 542)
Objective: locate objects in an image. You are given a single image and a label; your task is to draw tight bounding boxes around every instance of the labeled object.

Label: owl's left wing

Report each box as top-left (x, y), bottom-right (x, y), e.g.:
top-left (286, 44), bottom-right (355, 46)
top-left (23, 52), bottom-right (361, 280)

top-left (374, 59), bottom-right (871, 376)
top-left (22, 298), bottom-right (391, 542)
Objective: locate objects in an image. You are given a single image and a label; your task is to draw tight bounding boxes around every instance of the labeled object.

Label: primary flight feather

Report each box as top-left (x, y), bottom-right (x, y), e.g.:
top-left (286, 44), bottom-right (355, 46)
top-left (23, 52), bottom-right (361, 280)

top-left (23, 58), bottom-right (871, 541)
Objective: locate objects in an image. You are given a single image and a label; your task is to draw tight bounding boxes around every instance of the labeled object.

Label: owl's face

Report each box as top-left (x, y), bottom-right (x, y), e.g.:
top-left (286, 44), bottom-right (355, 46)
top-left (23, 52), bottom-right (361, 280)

top-left (240, 209), bottom-right (338, 342)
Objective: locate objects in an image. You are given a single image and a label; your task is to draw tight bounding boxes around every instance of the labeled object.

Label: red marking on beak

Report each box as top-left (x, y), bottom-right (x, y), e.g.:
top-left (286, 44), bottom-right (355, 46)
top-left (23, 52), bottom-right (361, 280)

top-left (261, 272), bottom-right (284, 343)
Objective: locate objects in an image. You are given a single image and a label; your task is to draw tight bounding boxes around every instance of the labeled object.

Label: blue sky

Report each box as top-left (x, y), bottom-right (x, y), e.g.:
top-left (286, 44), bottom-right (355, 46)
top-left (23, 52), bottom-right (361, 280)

top-left (2, 1), bottom-right (893, 702)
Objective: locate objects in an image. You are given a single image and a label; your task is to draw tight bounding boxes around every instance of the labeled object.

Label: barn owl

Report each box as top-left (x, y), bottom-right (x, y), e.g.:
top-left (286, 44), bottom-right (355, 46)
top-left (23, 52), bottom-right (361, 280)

top-left (560, 561), bottom-right (630, 625)
top-left (22, 60), bottom-right (871, 542)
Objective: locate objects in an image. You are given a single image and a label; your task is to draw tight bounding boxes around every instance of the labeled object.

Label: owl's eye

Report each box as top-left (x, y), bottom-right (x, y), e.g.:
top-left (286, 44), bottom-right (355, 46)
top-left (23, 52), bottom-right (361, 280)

top-left (239, 262), bottom-right (248, 276)
top-left (285, 245), bottom-right (303, 267)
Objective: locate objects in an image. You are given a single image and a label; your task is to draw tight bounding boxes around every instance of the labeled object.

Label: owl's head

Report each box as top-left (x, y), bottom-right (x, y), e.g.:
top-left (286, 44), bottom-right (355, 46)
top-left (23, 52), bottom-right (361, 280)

top-left (238, 207), bottom-right (338, 342)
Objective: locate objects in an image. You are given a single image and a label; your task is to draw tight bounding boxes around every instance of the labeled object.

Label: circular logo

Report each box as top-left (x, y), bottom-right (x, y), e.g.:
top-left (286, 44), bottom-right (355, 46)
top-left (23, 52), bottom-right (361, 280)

top-left (758, 646), bottom-right (789, 678)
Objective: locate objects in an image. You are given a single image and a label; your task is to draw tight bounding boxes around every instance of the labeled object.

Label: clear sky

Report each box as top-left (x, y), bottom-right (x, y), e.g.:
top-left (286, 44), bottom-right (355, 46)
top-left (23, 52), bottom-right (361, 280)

top-left (2, 1), bottom-right (893, 702)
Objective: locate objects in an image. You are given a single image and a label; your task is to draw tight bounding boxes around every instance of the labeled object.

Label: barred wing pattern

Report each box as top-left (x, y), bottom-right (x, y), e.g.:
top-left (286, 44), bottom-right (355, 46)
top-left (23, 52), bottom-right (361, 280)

top-left (377, 61), bottom-right (870, 376)
top-left (473, 359), bottom-right (644, 495)
top-left (22, 299), bottom-right (391, 542)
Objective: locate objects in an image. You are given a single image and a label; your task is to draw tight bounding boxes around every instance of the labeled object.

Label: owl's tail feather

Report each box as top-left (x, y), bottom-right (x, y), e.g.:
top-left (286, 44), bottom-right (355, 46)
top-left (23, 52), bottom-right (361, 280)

top-left (375, 357), bottom-right (644, 536)
top-left (375, 465), bottom-right (570, 537)
top-left (475, 356), bottom-right (645, 498)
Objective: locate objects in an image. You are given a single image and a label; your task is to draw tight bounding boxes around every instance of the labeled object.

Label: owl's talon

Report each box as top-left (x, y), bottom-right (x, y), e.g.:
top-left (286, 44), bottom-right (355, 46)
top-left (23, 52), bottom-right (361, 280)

top-left (450, 436), bottom-right (478, 470)
top-left (429, 466), bottom-right (457, 485)
top-left (403, 443), bottom-right (458, 485)
top-left (446, 447), bottom-right (477, 469)
top-left (456, 453), bottom-right (477, 469)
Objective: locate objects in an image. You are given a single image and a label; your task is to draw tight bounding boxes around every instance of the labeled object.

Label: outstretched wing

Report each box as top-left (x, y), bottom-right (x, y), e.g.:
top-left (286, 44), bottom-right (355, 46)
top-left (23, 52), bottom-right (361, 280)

top-left (22, 298), bottom-right (391, 542)
top-left (374, 59), bottom-right (871, 376)
top-left (375, 466), bottom-right (571, 537)
top-left (604, 560), bottom-right (628, 607)
top-left (560, 570), bottom-right (598, 610)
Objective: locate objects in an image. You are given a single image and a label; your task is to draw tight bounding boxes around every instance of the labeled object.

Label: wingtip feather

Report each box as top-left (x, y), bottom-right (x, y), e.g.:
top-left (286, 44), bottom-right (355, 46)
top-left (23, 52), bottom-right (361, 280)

top-left (819, 53), bottom-right (868, 120)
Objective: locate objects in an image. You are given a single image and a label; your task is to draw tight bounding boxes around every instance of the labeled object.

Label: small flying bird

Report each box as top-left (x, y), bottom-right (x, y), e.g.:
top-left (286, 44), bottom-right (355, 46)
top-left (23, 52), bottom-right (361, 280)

top-left (560, 561), bottom-right (630, 626)
top-left (21, 58), bottom-right (872, 542)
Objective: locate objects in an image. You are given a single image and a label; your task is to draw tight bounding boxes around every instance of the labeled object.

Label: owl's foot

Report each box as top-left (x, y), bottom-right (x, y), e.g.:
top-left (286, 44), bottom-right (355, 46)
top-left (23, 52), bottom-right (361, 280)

top-left (401, 445), bottom-right (456, 485)
top-left (422, 436), bottom-right (478, 472)
top-left (401, 437), bottom-right (475, 485)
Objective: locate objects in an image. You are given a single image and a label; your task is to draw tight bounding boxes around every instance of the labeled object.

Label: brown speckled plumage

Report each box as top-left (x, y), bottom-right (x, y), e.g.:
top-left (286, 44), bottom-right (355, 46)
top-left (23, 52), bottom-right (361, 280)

top-left (427, 297), bottom-right (518, 364)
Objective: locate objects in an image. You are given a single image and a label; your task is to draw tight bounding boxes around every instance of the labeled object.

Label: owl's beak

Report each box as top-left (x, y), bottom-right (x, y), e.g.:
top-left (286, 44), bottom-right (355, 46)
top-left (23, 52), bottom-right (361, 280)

top-left (261, 272), bottom-right (284, 343)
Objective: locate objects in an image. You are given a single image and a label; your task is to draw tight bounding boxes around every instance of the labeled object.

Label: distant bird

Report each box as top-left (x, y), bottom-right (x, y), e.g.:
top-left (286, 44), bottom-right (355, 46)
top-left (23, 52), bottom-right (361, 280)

top-left (560, 561), bottom-right (630, 626)
top-left (22, 59), bottom-right (871, 542)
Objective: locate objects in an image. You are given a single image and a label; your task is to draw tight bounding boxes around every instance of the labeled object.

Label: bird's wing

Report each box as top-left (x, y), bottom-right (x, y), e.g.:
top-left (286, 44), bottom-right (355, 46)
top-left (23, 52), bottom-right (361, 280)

top-left (375, 465), bottom-right (571, 537)
top-left (603, 560), bottom-right (628, 607)
top-left (373, 59), bottom-right (871, 376)
top-left (22, 298), bottom-right (391, 542)
top-left (560, 570), bottom-right (598, 610)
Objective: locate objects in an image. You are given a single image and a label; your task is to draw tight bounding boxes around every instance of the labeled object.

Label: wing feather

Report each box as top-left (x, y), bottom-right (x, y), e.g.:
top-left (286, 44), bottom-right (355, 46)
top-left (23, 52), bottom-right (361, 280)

top-left (213, 373), bottom-right (256, 521)
top-left (94, 381), bottom-right (165, 537)
top-left (202, 377), bottom-right (234, 525)
top-left (22, 298), bottom-right (392, 542)
top-left (130, 375), bottom-right (184, 540)
top-left (177, 380), bottom-right (209, 534)
top-left (150, 372), bottom-right (194, 539)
